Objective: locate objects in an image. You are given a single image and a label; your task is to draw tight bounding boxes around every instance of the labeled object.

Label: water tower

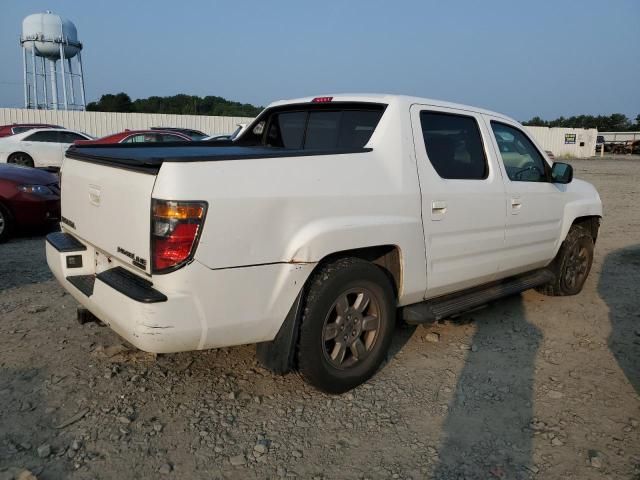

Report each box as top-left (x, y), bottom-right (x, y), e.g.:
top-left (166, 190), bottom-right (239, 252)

top-left (20, 11), bottom-right (87, 110)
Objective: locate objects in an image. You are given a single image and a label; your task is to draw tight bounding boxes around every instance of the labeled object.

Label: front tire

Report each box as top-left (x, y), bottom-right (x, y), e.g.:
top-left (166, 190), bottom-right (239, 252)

top-left (538, 225), bottom-right (594, 296)
top-left (8, 152), bottom-right (34, 168)
top-left (0, 203), bottom-right (13, 243)
top-left (297, 257), bottom-right (395, 394)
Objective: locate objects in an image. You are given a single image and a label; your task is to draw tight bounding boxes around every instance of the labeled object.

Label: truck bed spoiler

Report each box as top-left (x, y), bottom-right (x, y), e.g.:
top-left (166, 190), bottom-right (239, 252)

top-left (65, 143), bottom-right (373, 174)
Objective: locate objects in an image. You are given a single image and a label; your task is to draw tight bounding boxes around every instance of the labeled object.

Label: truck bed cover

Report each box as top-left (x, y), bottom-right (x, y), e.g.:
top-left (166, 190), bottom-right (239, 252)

top-left (65, 143), bottom-right (372, 174)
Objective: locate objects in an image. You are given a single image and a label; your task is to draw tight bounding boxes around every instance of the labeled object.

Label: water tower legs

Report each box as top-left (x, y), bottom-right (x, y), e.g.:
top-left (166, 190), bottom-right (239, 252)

top-left (41, 57), bottom-right (48, 108)
top-left (77, 51), bottom-right (86, 111)
top-left (50, 59), bottom-right (58, 110)
top-left (59, 44), bottom-right (68, 110)
top-left (22, 49), bottom-right (28, 108)
top-left (67, 58), bottom-right (75, 105)
top-left (30, 48), bottom-right (38, 108)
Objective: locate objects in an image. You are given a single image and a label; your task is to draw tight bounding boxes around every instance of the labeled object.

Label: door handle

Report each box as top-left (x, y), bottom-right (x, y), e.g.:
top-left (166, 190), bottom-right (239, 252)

top-left (510, 197), bottom-right (522, 214)
top-left (431, 200), bottom-right (447, 220)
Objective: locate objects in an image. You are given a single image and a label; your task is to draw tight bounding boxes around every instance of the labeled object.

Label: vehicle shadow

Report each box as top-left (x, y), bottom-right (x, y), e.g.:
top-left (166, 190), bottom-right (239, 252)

top-left (0, 234), bottom-right (53, 292)
top-left (598, 245), bottom-right (640, 393)
top-left (431, 294), bottom-right (541, 478)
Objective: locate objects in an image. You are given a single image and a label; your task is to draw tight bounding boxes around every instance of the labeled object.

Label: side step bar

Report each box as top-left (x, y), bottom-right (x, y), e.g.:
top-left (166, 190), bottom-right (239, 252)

top-left (402, 269), bottom-right (555, 324)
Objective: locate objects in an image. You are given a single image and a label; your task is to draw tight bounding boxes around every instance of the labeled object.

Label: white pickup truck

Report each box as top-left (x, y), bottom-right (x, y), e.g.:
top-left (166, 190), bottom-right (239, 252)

top-left (46, 94), bottom-right (602, 393)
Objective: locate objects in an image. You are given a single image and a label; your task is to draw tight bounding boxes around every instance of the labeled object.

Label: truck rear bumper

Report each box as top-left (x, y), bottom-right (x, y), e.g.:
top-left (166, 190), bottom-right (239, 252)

top-left (46, 231), bottom-right (315, 354)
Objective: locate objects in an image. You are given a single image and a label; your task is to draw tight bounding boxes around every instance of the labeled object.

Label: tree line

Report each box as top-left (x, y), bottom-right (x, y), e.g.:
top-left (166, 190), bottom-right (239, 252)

top-left (86, 93), bottom-right (263, 117)
top-left (87, 93), bottom-right (640, 131)
top-left (523, 113), bottom-right (640, 132)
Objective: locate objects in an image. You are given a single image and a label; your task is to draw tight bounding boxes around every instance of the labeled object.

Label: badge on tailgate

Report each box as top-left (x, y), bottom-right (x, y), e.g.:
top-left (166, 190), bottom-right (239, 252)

top-left (117, 246), bottom-right (148, 270)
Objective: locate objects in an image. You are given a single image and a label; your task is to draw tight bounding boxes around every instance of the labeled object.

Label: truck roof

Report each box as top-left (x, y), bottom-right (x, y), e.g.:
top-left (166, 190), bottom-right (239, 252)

top-left (269, 93), bottom-right (517, 123)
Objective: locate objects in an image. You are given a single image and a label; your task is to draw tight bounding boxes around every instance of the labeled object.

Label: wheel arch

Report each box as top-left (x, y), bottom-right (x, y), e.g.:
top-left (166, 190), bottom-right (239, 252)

top-left (571, 215), bottom-right (601, 244)
top-left (257, 244), bottom-right (403, 375)
top-left (7, 151), bottom-right (34, 164)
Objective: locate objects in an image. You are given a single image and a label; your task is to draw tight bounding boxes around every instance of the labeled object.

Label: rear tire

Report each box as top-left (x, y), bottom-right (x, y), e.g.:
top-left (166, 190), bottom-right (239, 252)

top-left (8, 152), bottom-right (34, 168)
top-left (0, 203), bottom-right (13, 243)
top-left (297, 257), bottom-right (395, 394)
top-left (538, 225), bottom-right (594, 296)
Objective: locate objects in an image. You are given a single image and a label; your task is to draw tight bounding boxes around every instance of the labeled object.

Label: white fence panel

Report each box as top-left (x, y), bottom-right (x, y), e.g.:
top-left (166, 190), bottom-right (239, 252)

top-left (599, 131), bottom-right (640, 143)
top-left (0, 108), bottom-right (255, 138)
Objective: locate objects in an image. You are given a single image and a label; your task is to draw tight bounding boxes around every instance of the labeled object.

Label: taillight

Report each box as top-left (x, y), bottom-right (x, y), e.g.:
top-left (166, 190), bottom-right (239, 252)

top-left (151, 199), bottom-right (207, 273)
top-left (311, 96), bottom-right (333, 103)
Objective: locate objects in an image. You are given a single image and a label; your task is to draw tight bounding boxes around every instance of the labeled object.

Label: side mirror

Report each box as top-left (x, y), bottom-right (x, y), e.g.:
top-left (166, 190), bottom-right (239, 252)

top-left (551, 162), bottom-right (573, 184)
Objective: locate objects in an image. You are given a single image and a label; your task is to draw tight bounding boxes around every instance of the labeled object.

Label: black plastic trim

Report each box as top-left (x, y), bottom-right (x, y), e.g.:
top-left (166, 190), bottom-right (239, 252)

top-left (256, 290), bottom-right (304, 375)
top-left (96, 267), bottom-right (167, 303)
top-left (66, 275), bottom-right (95, 297)
top-left (402, 269), bottom-right (555, 324)
top-left (46, 232), bottom-right (86, 252)
top-left (65, 144), bottom-right (373, 174)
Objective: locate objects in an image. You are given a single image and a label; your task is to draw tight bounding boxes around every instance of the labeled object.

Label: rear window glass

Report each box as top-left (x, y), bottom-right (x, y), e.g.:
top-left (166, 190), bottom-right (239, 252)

top-left (13, 126), bottom-right (37, 134)
top-left (240, 104), bottom-right (384, 151)
top-left (268, 112), bottom-right (306, 149)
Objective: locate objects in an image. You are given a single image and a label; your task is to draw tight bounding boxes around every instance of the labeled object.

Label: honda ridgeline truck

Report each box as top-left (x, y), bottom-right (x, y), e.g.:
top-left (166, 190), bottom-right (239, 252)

top-left (46, 95), bottom-right (602, 393)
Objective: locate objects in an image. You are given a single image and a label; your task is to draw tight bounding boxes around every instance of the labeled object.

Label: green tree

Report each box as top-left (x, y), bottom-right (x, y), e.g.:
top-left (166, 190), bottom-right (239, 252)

top-left (523, 113), bottom-right (638, 131)
top-left (86, 92), bottom-right (134, 112)
top-left (87, 92), bottom-right (263, 117)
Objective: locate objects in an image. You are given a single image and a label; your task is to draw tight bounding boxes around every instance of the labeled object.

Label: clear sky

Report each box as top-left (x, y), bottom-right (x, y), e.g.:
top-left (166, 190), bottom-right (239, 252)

top-left (1, 0), bottom-right (638, 121)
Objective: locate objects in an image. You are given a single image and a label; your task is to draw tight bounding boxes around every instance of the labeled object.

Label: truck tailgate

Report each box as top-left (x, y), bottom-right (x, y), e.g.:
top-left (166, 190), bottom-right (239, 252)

top-left (61, 158), bottom-right (156, 274)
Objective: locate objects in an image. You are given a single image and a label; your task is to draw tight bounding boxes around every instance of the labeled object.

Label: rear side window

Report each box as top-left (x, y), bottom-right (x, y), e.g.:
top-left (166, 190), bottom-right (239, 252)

top-left (159, 134), bottom-right (189, 142)
top-left (24, 131), bottom-right (60, 142)
top-left (420, 112), bottom-right (488, 180)
top-left (123, 134), bottom-right (159, 143)
top-left (59, 132), bottom-right (87, 143)
top-left (240, 103), bottom-right (384, 150)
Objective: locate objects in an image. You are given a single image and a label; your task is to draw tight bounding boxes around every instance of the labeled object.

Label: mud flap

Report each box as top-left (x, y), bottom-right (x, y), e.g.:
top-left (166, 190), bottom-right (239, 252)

top-left (256, 291), bottom-right (303, 375)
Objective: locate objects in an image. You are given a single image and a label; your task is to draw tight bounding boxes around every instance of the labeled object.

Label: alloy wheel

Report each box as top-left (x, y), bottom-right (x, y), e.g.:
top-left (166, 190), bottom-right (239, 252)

top-left (564, 244), bottom-right (589, 290)
top-left (322, 287), bottom-right (381, 369)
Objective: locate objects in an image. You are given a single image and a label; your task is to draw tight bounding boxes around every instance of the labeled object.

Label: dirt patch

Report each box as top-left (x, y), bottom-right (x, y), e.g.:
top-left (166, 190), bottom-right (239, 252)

top-left (0, 158), bottom-right (639, 479)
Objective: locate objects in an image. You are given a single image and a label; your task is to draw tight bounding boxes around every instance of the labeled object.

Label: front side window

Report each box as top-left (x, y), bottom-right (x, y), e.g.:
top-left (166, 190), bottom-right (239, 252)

top-left (420, 111), bottom-right (488, 180)
top-left (491, 122), bottom-right (548, 182)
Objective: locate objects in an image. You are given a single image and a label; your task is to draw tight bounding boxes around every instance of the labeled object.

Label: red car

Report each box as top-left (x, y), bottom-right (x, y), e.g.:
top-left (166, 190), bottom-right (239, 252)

top-left (75, 129), bottom-right (192, 145)
top-left (0, 123), bottom-right (61, 138)
top-left (0, 164), bottom-right (60, 242)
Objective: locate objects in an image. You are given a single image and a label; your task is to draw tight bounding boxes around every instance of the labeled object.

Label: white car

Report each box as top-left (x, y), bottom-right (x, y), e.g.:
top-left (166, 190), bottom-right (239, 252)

top-left (203, 123), bottom-right (247, 141)
top-left (46, 94), bottom-right (602, 393)
top-left (0, 128), bottom-right (93, 168)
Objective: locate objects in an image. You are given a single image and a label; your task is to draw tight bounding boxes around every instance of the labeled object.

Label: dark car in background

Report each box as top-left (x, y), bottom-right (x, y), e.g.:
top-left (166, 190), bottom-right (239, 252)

top-left (0, 123), bottom-right (62, 138)
top-left (151, 127), bottom-right (208, 140)
top-left (0, 164), bottom-right (60, 242)
top-left (74, 129), bottom-right (192, 145)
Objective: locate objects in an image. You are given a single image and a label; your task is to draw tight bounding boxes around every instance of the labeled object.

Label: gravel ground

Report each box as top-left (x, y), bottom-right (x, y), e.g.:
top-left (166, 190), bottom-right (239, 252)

top-left (0, 158), bottom-right (639, 480)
